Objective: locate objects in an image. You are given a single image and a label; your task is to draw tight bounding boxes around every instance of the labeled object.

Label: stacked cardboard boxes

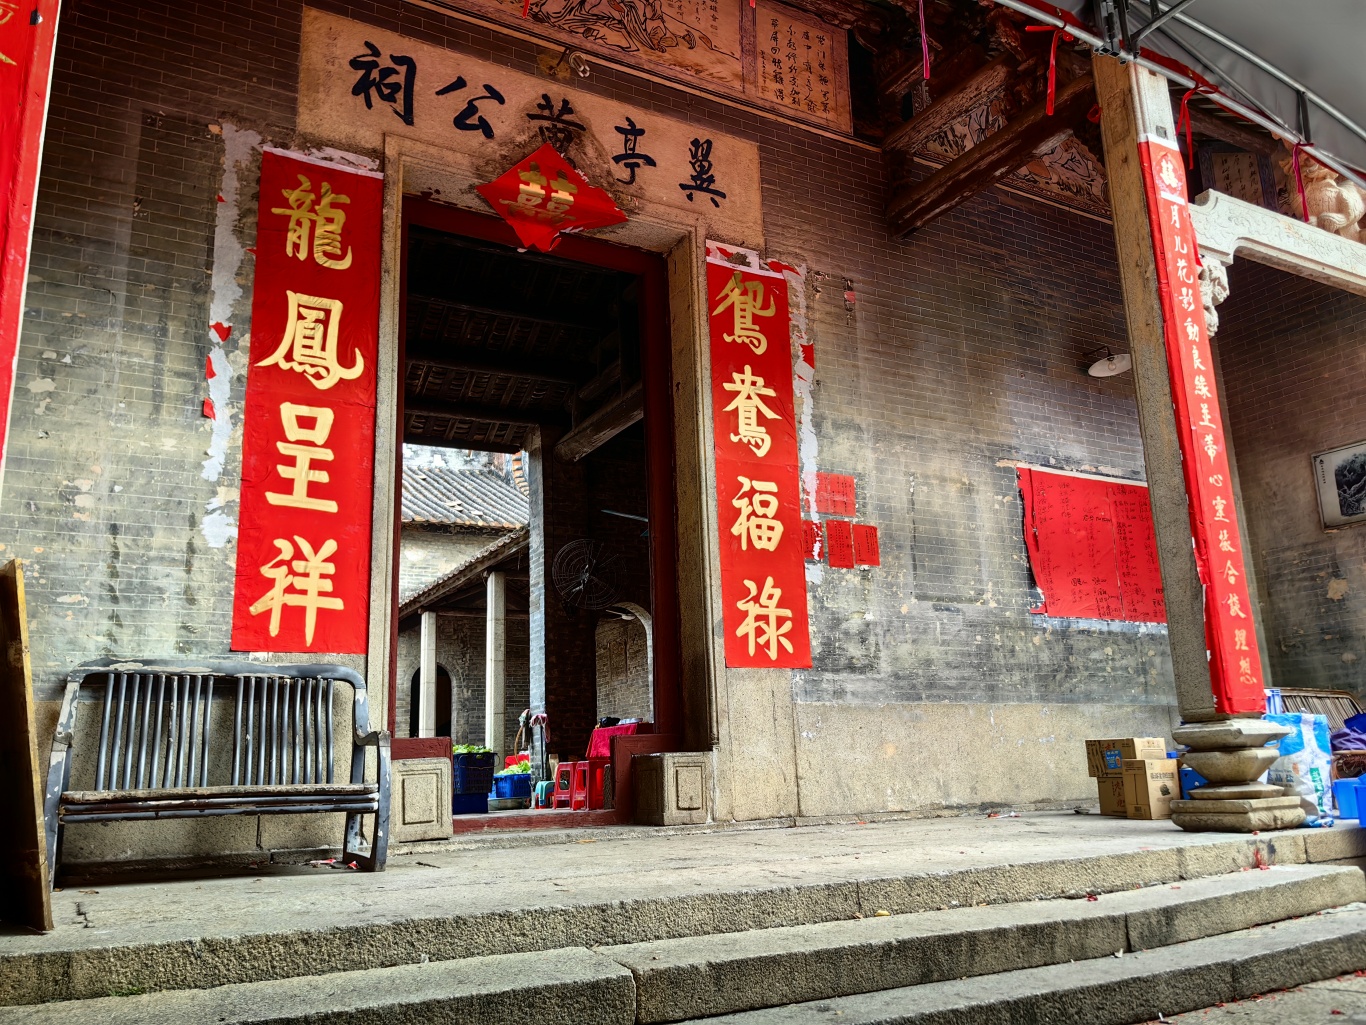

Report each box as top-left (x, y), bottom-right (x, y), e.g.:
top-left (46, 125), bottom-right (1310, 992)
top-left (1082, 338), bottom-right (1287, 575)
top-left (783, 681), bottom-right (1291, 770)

top-left (1122, 757), bottom-right (1180, 819)
top-left (1085, 737), bottom-right (1167, 817)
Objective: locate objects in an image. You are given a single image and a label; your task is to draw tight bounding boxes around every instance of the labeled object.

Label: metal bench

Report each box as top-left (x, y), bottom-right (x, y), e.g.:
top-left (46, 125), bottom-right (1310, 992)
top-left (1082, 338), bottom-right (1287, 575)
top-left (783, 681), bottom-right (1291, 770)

top-left (43, 660), bottom-right (391, 883)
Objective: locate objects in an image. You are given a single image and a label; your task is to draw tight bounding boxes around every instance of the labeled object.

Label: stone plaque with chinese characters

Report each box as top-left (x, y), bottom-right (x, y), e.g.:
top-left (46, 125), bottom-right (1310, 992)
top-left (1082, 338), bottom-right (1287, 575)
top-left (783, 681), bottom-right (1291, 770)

top-left (404, 0), bottom-right (850, 132)
top-left (753, 2), bottom-right (849, 130)
top-left (300, 8), bottom-right (763, 244)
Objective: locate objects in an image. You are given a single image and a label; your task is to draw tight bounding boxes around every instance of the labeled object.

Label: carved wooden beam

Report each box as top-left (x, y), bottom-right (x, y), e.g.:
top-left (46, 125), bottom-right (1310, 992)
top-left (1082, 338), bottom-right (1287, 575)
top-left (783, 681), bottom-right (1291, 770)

top-left (887, 73), bottom-right (1096, 236)
top-left (883, 52), bottom-right (1016, 155)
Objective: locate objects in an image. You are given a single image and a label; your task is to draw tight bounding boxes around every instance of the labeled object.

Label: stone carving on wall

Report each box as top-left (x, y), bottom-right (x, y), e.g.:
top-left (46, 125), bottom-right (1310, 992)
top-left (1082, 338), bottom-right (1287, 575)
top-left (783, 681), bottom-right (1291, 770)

top-left (1189, 190), bottom-right (1366, 300)
top-left (1279, 152), bottom-right (1366, 243)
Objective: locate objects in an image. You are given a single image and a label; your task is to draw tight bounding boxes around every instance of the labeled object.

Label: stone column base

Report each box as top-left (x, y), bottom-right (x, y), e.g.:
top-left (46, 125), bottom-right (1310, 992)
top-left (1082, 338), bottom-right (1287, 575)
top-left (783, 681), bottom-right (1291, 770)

top-left (1171, 718), bottom-right (1304, 833)
top-left (1170, 796), bottom-right (1305, 832)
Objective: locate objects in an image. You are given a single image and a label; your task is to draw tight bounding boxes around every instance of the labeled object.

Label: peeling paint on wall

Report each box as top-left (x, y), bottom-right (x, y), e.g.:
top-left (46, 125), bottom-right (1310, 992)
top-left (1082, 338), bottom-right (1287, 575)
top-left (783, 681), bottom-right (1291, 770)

top-left (201, 122), bottom-right (259, 486)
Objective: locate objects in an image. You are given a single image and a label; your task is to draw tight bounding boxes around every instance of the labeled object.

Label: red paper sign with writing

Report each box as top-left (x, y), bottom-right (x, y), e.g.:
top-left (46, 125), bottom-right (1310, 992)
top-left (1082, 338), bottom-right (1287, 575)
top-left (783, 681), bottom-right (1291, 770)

top-left (815, 472), bottom-right (856, 516)
top-left (1138, 138), bottom-right (1265, 714)
top-left (708, 255), bottom-right (811, 668)
top-left (824, 519), bottom-right (855, 569)
top-left (853, 524), bottom-right (880, 567)
top-left (231, 151), bottom-right (382, 653)
top-left (1018, 467), bottom-right (1165, 624)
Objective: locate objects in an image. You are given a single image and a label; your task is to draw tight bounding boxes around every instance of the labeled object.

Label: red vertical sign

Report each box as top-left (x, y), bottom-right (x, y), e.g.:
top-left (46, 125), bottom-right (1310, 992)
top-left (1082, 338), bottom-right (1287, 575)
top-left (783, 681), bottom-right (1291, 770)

top-left (708, 254), bottom-right (811, 668)
top-left (231, 151), bottom-right (382, 654)
top-left (0, 1), bottom-right (61, 478)
top-left (1137, 137), bottom-right (1265, 714)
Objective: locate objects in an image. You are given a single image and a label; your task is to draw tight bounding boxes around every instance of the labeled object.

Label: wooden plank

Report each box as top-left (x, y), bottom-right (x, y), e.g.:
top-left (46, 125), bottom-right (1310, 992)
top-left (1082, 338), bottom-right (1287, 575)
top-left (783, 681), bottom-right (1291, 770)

top-left (554, 381), bottom-right (645, 463)
top-left (883, 53), bottom-right (1016, 155)
top-left (0, 560), bottom-right (52, 932)
top-left (888, 73), bottom-right (1096, 236)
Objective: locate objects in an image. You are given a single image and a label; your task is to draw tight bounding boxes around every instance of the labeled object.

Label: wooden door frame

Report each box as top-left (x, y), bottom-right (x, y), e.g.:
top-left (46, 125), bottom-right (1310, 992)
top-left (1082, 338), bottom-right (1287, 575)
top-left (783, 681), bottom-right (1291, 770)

top-left (388, 199), bottom-right (684, 748)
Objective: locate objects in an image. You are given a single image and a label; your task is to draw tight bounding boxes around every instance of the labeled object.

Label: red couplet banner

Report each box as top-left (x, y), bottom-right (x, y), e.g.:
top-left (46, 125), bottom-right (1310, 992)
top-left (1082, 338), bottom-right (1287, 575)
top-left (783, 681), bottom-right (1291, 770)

top-left (0, 1), bottom-right (61, 478)
top-left (1137, 137), bottom-right (1265, 715)
top-left (707, 256), bottom-right (811, 668)
top-left (231, 150), bottom-right (383, 654)
top-left (1018, 467), bottom-right (1165, 623)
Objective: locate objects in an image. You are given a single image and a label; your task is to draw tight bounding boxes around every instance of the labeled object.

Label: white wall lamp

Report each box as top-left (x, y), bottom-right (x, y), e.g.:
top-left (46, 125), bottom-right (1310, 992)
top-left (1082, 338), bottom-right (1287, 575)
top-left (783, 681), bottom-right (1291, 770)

top-left (1085, 345), bottom-right (1133, 378)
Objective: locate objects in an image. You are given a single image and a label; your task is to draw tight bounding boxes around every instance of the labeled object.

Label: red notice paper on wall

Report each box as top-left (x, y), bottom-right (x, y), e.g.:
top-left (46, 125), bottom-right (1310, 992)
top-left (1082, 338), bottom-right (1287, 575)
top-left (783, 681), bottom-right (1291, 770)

top-left (852, 524), bottom-right (880, 567)
top-left (815, 472), bottom-right (856, 517)
top-left (708, 252), bottom-right (811, 668)
top-left (231, 150), bottom-right (383, 654)
top-left (824, 519), bottom-right (855, 569)
top-left (1018, 467), bottom-right (1165, 624)
top-left (801, 520), bottom-right (823, 561)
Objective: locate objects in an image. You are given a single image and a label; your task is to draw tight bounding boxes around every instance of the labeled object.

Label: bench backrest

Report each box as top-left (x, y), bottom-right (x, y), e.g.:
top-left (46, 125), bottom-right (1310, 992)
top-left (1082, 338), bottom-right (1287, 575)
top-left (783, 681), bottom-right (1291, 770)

top-left (56, 661), bottom-right (369, 792)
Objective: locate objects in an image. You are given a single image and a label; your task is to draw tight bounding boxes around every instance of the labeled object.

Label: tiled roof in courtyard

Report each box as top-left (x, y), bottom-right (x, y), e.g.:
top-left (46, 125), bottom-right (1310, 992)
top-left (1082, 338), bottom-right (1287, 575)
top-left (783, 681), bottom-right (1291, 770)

top-left (400, 466), bottom-right (529, 528)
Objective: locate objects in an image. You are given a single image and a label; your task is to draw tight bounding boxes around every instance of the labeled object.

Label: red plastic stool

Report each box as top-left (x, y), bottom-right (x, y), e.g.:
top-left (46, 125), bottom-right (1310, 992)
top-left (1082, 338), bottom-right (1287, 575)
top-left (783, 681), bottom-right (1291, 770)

top-left (585, 757), bottom-right (610, 810)
top-left (552, 762), bottom-right (574, 809)
top-left (569, 760), bottom-right (590, 810)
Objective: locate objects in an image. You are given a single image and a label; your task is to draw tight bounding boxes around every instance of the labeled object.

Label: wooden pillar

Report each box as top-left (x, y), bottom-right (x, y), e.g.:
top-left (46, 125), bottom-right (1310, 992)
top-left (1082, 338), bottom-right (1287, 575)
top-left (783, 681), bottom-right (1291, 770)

top-left (485, 569), bottom-right (506, 760)
top-left (418, 610), bottom-right (437, 738)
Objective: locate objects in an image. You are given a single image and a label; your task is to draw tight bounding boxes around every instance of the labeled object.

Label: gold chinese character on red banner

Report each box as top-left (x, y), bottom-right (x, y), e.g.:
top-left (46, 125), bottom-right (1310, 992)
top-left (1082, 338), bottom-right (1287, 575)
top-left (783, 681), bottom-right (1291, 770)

top-left (266, 402), bottom-right (338, 512)
top-left (248, 535), bottom-right (344, 644)
top-left (712, 270), bottom-right (777, 355)
top-left (271, 174), bottom-right (354, 270)
top-left (735, 576), bottom-right (794, 660)
top-left (722, 365), bottom-right (780, 457)
top-left (731, 475), bottom-right (784, 551)
top-left (258, 291), bottom-right (365, 390)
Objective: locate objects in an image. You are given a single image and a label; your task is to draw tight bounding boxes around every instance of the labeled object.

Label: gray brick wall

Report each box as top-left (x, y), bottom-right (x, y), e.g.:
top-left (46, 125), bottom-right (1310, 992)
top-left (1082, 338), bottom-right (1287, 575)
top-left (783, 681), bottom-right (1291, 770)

top-left (11, 0), bottom-right (1172, 727)
top-left (1218, 261), bottom-right (1366, 701)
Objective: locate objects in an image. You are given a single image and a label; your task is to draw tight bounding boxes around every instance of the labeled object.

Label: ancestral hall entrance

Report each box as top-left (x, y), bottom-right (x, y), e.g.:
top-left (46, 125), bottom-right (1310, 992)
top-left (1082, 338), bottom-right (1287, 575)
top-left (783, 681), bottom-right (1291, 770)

top-left (388, 199), bottom-right (682, 828)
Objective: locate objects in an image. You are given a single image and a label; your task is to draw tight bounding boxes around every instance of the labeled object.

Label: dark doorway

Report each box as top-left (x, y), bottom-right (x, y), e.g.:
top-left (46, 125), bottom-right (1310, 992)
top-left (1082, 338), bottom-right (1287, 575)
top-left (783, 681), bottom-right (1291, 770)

top-left (389, 201), bottom-right (681, 817)
top-left (408, 665), bottom-right (452, 739)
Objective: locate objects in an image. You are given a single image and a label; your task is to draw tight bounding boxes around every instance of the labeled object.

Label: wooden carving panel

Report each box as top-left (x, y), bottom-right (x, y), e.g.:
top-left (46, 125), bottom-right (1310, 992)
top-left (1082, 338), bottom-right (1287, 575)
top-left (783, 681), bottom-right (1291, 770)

top-left (408, 0), bottom-right (851, 133)
top-left (753, 2), bottom-right (850, 130)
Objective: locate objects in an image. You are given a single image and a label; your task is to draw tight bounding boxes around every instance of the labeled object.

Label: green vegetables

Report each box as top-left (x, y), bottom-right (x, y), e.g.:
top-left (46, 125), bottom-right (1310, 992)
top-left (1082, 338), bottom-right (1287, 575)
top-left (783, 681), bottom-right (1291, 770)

top-left (495, 759), bottom-right (532, 776)
top-left (452, 744), bottom-right (493, 755)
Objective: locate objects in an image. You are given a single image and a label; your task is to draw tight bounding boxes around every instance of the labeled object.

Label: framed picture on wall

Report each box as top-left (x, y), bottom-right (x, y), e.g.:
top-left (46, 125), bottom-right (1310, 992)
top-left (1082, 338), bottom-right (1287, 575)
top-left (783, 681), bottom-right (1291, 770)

top-left (1313, 440), bottom-right (1366, 528)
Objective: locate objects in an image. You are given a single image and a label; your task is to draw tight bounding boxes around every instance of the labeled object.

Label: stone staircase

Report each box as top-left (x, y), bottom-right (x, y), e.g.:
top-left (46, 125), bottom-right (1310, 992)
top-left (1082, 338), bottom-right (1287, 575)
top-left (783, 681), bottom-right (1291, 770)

top-left (4, 835), bottom-right (1364, 1024)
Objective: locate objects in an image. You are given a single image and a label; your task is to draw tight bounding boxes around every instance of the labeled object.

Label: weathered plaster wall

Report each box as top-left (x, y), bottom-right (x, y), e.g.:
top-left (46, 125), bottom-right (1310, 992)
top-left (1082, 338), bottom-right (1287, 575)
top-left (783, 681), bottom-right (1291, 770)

top-left (13, 0), bottom-right (1179, 861)
top-left (1218, 261), bottom-right (1366, 702)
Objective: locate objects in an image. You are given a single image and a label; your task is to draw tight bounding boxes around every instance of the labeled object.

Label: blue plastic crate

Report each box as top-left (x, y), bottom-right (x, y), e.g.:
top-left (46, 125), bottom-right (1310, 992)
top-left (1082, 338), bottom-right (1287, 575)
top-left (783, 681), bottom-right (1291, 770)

top-left (493, 773), bottom-right (533, 800)
top-left (453, 752), bottom-right (496, 795)
top-left (452, 791), bottom-right (488, 815)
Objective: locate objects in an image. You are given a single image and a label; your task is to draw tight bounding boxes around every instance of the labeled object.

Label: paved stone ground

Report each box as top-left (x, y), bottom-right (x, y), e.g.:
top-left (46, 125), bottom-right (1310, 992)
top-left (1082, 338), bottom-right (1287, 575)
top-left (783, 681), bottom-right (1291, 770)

top-left (1145, 974), bottom-right (1366, 1023)
top-left (9, 812), bottom-right (1360, 957)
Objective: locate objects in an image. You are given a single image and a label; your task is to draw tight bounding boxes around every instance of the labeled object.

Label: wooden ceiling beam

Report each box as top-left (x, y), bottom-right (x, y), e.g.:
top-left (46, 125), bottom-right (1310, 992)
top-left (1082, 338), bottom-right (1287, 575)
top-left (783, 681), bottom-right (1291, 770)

top-left (884, 52), bottom-right (1017, 155)
top-left (404, 397), bottom-right (570, 429)
top-left (888, 72), bottom-right (1095, 237)
top-left (555, 381), bottom-right (644, 463)
top-left (1178, 102), bottom-right (1279, 157)
top-left (405, 349), bottom-right (581, 387)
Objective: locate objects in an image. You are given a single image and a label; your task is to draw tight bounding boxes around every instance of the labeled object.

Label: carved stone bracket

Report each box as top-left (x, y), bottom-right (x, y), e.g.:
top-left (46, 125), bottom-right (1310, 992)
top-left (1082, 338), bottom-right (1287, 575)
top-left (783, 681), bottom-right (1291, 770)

top-left (1190, 190), bottom-right (1366, 299)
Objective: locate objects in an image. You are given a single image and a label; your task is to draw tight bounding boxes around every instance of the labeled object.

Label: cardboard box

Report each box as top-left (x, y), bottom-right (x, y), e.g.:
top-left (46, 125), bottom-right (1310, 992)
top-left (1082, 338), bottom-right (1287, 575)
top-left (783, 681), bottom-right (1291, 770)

top-left (1123, 758), bottom-right (1180, 820)
top-left (1097, 776), bottom-right (1127, 817)
top-left (1086, 737), bottom-right (1168, 778)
